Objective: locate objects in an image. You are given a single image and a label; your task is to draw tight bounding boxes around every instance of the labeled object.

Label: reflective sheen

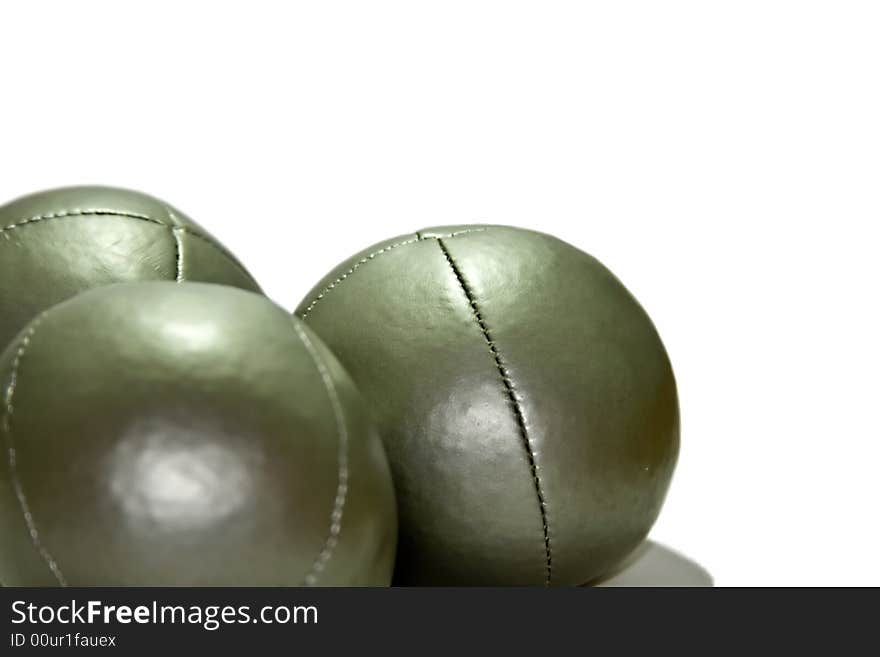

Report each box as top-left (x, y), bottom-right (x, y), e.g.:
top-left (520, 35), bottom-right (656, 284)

top-left (108, 421), bottom-right (253, 531)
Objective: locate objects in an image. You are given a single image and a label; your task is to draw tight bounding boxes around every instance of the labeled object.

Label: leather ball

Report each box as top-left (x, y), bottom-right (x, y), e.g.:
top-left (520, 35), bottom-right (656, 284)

top-left (296, 225), bottom-right (679, 586)
top-left (0, 186), bottom-right (261, 351)
top-left (0, 282), bottom-right (397, 586)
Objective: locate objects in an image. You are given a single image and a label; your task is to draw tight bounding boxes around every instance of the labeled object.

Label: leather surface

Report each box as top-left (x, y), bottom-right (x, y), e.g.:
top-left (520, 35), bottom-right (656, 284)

top-left (0, 186), bottom-right (261, 352)
top-left (296, 225), bottom-right (679, 586)
top-left (0, 282), bottom-right (397, 586)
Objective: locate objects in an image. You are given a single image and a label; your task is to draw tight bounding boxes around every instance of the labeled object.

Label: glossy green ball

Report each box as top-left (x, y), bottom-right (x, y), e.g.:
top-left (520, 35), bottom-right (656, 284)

top-left (297, 225), bottom-right (679, 586)
top-left (0, 282), bottom-right (396, 586)
top-left (0, 186), bottom-right (260, 351)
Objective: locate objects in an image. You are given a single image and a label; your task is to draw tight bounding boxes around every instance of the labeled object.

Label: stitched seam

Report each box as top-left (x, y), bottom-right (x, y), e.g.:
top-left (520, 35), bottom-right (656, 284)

top-left (416, 228), bottom-right (490, 240)
top-left (171, 227), bottom-right (185, 282)
top-left (436, 238), bottom-right (553, 586)
top-left (2, 311), bottom-right (67, 586)
top-left (0, 209), bottom-right (165, 237)
top-left (0, 209), bottom-right (257, 287)
top-left (299, 237), bottom-right (419, 319)
top-left (292, 320), bottom-right (349, 586)
top-left (299, 228), bottom-right (489, 320)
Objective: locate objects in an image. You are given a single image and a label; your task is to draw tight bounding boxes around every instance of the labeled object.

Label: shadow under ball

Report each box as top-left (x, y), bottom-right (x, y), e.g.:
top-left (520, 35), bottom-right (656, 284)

top-left (296, 225), bottom-right (679, 586)
top-left (0, 185), bottom-right (261, 350)
top-left (0, 282), bottom-right (397, 586)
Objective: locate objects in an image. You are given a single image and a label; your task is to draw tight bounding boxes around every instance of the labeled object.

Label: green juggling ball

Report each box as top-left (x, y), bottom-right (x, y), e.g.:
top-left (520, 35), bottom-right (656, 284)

top-left (0, 186), bottom-right (261, 351)
top-left (0, 282), bottom-right (397, 586)
top-left (296, 225), bottom-right (679, 586)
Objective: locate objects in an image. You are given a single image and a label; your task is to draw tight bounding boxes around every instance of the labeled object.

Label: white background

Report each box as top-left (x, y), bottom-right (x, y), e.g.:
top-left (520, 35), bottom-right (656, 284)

top-left (1, 1), bottom-right (877, 586)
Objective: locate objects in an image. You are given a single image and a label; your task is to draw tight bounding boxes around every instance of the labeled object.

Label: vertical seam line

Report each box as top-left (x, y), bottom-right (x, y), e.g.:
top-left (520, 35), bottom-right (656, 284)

top-left (2, 311), bottom-right (67, 586)
top-left (171, 227), bottom-right (185, 282)
top-left (436, 238), bottom-right (553, 586)
top-left (292, 320), bottom-right (350, 586)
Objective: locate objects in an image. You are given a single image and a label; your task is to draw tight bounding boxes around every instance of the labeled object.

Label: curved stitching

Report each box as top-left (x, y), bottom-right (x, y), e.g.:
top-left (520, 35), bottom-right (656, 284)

top-left (299, 228), bottom-right (489, 320)
top-left (2, 311), bottom-right (67, 586)
top-left (0, 209), bottom-right (164, 237)
top-left (414, 227), bottom-right (490, 240)
top-left (436, 238), bottom-right (553, 586)
top-left (0, 208), bottom-right (258, 288)
top-left (299, 237), bottom-right (419, 319)
top-left (292, 320), bottom-right (350, 586)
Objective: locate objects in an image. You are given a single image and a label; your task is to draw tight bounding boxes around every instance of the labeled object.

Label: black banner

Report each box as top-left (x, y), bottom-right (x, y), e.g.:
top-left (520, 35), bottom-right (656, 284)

top-left (0, 587), bottom-right (875, 652)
